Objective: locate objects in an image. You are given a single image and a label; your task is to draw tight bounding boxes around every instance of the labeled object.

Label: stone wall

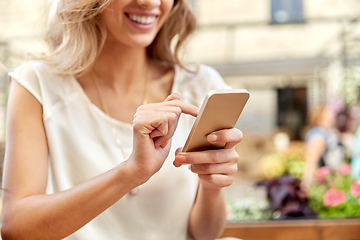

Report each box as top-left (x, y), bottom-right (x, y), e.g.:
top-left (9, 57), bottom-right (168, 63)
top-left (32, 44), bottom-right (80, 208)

top-left (187, 0), bottom-right (360, 63)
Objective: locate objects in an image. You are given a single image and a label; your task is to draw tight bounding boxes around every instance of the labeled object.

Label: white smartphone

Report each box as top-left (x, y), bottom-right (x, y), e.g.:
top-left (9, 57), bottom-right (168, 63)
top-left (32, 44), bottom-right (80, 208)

top-left (182, 89), bottom-right (250, 152)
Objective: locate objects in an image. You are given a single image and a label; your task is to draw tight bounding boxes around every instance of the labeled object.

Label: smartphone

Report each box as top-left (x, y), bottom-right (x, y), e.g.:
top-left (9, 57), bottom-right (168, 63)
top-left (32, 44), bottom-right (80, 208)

top-left (182, 89), bottom-right (250, 152)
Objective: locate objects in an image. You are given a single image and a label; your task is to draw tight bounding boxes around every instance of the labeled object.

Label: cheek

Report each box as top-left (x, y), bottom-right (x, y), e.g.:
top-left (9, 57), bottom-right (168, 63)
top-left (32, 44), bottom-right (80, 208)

top-left (101, 5), bottom-right (117, 29)
top-left (162, 0), bottom-right (175, 18)
top-left (101, 1), bottom-right (127, 25)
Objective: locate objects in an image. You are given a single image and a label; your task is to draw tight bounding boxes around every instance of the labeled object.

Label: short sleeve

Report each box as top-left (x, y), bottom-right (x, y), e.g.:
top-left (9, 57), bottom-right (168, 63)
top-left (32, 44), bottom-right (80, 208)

top-left (8, 61), bottom-right (43, 105)
top-left (201, 65), bottom-right (231, 91)
top-left (173, 64), bottom-right (231, 108)
top-left (305, 127), bottom-right (328, 143)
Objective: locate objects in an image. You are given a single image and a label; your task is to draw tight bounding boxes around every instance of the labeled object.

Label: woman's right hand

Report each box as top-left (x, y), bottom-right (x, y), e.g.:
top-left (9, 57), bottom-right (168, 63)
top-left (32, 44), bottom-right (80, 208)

top-left (126, 93), bottom-right (199, 185)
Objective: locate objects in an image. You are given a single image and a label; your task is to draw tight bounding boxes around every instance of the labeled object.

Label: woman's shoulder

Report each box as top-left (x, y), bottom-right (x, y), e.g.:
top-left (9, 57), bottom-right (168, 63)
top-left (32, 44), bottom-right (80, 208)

top-left (173, 64), bottom-right (231, 107)
top-left (8, 60), bottom-right (77, 108)
top-left (8, 60), bottom-right (64, 84)
top-left (9, 61), bottom-right (39, 81)
top-left (175, 64), bottom-right (226, 84)
top-left (8, 61), bottom-right (48, 104)
top-left (174, 64), bottom-right (230, 91)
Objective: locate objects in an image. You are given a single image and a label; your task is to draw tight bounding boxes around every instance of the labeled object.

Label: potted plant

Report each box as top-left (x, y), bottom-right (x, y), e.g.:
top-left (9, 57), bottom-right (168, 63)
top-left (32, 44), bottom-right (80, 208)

top-left (308, 164), bottom-right (360, 219)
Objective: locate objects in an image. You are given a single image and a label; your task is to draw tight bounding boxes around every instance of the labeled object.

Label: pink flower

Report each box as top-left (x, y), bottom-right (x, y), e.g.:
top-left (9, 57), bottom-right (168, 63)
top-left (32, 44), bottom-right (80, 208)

top-left (316, 166), bottom-right (331, 183)
top-left (323, 189), bottom-right (347, 207)
top-left (339, 164), bottom-right (351, 175)
top-left (350, 180), bottom-right (360, 198)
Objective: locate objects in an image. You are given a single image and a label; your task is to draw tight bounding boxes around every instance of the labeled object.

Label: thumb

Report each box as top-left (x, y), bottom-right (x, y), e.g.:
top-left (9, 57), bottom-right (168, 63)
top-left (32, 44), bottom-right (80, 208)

top-left (173, 147), bottom-right (184, 168)
top-left (164, 93), bottom-right (180, 102)
top-left (175, 147), bottom-right (183, 155)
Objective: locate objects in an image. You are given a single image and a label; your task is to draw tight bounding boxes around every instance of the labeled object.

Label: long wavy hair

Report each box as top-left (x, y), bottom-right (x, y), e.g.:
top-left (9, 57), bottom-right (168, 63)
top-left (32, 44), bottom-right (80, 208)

top-left (41, 0), bottom-right (197, 76)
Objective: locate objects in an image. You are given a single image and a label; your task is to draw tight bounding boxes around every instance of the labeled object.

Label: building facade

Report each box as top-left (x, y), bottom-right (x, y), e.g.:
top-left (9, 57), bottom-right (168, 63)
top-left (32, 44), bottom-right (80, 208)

top-left (187, 0), bottom-right (360, 138)
top-left (2, 0), bottom-right (360, 141)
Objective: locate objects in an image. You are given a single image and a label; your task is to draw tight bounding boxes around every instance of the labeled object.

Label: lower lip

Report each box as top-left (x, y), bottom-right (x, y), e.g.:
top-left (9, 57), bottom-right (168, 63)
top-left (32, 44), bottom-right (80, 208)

top-left (125, 15), bottom-right (158, 31)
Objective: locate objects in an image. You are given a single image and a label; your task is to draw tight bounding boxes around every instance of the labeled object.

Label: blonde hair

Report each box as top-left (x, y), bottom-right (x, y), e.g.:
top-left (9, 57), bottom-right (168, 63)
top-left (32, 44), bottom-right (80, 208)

top-left (41, 0), bottom-right (196, 76)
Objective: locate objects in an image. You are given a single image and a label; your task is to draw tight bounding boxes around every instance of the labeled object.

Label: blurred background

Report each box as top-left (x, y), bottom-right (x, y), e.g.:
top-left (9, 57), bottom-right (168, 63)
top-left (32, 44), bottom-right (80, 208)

top-left (2, 0), bottom-right (360, 230)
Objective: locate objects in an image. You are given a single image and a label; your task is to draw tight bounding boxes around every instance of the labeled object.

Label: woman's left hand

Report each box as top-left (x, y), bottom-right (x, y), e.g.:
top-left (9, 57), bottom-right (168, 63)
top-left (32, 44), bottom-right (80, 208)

top-left (173, 128), bottom-right (243, 189)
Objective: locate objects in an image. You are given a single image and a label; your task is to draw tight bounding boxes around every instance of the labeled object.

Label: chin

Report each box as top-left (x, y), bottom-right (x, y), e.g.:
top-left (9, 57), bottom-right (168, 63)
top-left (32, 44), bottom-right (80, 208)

top-left (128, 35), bottom-right (157, 49)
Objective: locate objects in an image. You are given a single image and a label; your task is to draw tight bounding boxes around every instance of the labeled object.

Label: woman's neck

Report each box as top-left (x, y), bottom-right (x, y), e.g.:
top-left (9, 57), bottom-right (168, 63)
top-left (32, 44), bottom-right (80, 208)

top-left (92, 39), bottom-right (149, 88)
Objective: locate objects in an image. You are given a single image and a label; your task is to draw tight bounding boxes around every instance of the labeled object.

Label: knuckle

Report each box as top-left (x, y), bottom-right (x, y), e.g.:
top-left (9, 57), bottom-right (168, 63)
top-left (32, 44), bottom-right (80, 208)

top-left (133, 122), bottom-right (143, 131)
top-left (207, 175), bottom-right (216, 184)
top-left (229, 163), bottom-right (238, 174)
top-left (137, 105), bottom-right (145, 112)
top-left (210, 151), bottom-right (220, 163)
top-left (230, 151), bottom-right (239, 162)
top-left (223, 177), bottom-right (234, 187)
top-left (162, 129), bottom-right (169, 136)
top-left (132, 117), bottom-right (141, 128)
top-left (190, 164), bottom-right (198, 173)
top-left (237, 129), bottom-right (243, 137)
top-left (236, 129), bottom-right (243, 140)
top-left (170, 112), bottom-right (177, 121)
top-left (161, 114), bottom-right (168, 123)
top-left (175, 107), bottom-right (182, 116)
top-left (198, 174), bottom-right (206, 181)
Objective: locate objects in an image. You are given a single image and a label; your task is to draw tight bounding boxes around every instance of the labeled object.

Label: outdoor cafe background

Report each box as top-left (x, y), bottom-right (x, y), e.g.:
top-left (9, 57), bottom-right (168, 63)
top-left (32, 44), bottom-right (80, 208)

top-left (1, 0), bottom-right (360, 225)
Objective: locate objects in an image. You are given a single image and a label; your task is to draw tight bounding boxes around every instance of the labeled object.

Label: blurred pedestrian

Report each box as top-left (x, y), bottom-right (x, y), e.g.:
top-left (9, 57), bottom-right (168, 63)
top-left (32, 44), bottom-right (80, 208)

top-left (301, 105), bottom-right (343, 190)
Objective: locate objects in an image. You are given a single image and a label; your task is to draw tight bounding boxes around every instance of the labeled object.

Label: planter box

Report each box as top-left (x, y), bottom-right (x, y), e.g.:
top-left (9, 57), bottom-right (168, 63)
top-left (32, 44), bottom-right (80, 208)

top-left (221, 219), bottom-right (360, 240)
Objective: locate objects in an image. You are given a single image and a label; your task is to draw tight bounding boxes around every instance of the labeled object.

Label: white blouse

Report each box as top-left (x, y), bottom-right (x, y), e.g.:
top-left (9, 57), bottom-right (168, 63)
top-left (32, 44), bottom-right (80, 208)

top-left (8, 61), bottom-right (230, 240)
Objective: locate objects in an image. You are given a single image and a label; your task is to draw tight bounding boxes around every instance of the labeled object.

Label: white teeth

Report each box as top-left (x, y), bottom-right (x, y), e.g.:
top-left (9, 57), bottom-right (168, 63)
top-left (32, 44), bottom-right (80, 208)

top-left (146, 16), bottom-right (153, 24)
top-left (128, 14), bottom-right (156, 25)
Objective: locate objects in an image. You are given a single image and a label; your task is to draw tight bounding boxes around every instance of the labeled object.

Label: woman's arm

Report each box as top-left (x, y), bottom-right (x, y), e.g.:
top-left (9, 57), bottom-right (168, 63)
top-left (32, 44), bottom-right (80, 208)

top-left (1, 81), bottom-right (143, 240)
top-left (188, 184), bottom-right (227, 240)
top-left (174, 128), bottom-right (242, 240)
top-left (1, 82), bottom-right (198, 240)
top-left (301, 135), bottom-right (326, 191)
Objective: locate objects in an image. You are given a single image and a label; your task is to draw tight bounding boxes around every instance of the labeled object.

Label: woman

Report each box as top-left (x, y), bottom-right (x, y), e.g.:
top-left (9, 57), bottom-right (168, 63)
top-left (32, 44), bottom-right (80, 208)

top-left (301, 105), bottom-right (342, 190)
top-left (1, 0), bottom-right (242, 239)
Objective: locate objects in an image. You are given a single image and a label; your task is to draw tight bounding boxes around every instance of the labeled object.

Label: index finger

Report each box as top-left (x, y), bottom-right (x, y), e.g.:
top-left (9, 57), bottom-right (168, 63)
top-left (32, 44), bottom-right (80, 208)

top-left (166, 99), bottom-right (199, 118)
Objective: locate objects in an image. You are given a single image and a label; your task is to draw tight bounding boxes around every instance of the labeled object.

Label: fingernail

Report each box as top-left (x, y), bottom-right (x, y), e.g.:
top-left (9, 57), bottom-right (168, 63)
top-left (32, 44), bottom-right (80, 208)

top-left (175, 154), bottom-right (186, 163)
top-left (207, 134), bottom-right (217, 143)
top-left (155, 143), bottom-right (161, 148)
top-left (161, 140), bottom-right (169, 148)
top-left (173, 161), bottom-right (182, 168)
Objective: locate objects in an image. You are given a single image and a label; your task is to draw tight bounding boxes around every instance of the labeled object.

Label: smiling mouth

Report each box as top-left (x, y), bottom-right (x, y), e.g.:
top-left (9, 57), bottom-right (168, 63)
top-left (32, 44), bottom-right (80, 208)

top-left (125, 13), bottom-right (158, 25)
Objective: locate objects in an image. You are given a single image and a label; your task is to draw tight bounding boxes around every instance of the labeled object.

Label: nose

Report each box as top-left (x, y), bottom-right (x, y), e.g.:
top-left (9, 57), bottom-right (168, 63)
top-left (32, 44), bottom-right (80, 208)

top-left (136, 0), bottom-right (161, 9)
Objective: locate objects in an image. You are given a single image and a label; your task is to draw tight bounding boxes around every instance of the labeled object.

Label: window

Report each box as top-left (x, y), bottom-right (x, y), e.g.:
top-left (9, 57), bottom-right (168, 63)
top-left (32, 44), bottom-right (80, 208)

top-left (271, 0), bottom-right (305, 24)
top-left (277, 87), bottom-right (307, 140)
